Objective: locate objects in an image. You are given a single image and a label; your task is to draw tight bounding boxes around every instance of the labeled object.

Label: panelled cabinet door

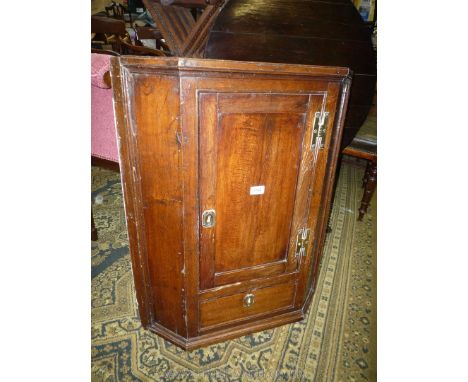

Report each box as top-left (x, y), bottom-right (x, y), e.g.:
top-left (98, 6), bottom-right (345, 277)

top-left (111, 57), bottom-right (352, 349)
top-left (198, 92), bottom-right (326, 289)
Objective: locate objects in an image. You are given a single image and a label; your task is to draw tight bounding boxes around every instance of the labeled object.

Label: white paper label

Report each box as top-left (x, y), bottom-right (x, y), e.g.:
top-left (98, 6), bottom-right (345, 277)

top-left (250, 185), bottom-right (265, 195)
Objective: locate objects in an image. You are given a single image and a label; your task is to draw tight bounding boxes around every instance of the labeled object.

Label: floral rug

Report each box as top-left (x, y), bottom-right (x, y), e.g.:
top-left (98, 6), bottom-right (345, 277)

top-left (91, 160), bottom-right (376, 381)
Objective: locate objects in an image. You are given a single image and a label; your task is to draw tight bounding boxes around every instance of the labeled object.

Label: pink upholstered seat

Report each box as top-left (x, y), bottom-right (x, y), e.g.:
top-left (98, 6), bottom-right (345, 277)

top-left (91, 53), bottom-right (118, 163)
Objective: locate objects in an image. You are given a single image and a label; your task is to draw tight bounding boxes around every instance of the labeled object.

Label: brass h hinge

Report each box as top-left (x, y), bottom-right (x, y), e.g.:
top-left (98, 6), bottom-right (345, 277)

top-left (311, 111), bottom-right (329, 149)
top-left (295, 228), bottom-right (311, 258)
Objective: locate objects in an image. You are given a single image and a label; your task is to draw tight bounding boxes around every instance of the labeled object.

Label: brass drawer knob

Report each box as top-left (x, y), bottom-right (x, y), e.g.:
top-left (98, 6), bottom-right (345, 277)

top-left (243, 293), bottom-right (255, 307)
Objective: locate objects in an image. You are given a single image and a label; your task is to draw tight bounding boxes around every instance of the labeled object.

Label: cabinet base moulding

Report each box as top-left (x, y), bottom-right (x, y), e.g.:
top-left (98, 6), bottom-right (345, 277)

top-left (148, 308), bottom-right (306, 350)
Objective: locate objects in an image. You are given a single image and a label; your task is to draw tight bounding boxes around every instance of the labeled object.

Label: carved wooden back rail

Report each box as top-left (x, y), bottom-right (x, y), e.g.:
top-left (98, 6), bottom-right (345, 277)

top-left (142, 0), bottom-right (227, 57)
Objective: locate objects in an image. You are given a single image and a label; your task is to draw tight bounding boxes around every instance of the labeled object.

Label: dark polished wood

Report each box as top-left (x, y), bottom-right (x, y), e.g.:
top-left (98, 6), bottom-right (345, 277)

top-left (110, 56), bottom-right (352, 349)
top-left (204, 0), bottom-right (376, 148)
top-left (133, 25), bottom-right (163, 40)
top-left (132, 26), bottom-right (172, 53)
top-left (118, 36), bottom-right (169, 56)
top-left (91, 48), bottom-right (120, 57)
top-left (358, 160), bottom-right (376, 220)
top-left (91, 156), bottom-right (120, 172)
top-left (342, 139), bottom-right (377, 220)
top-left (91, 15), bottom-right (127, 35)
top-left (91, 15), bottom-right (128, 53)
top-left (142, 0), bottom-right (227, 57)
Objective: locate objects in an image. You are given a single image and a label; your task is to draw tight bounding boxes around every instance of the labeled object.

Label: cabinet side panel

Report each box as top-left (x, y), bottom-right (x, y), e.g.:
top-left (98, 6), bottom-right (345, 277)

top-left (117, 69), bottom-right (186, 336)
top-left (110, 59), bottom-right (153, 327)
top-left (294, 81), bottom-right (345, 308)
top-left (308, 79), bottom-right (352, 295)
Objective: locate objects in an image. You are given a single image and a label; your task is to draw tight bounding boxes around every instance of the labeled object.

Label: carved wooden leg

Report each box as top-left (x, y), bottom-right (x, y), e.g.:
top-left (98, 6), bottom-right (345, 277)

top-left (362, 160), bottom-right (371, 188)
top-left (92, 210), bottom-right (98, 241)
top-left (358, 160), bottom-right (377, 221)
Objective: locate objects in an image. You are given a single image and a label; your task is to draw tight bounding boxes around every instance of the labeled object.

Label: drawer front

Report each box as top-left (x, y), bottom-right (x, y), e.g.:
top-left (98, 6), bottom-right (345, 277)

top-left (199, 282), bottom-right (296, 330)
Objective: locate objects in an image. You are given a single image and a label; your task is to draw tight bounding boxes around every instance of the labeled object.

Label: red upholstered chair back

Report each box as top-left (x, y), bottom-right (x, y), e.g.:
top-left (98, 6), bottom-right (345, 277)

top-left (91, 52), bottom-right (119, 164)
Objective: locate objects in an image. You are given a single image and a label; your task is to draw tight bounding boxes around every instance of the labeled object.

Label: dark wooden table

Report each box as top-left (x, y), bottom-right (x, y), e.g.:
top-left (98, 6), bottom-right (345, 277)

top-left (204, 0), bottom-right (376, 148)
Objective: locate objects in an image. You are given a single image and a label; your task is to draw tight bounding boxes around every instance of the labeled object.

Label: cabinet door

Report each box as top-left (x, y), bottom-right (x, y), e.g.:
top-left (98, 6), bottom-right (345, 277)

top-left (198, 91), bottom-right (326, 289)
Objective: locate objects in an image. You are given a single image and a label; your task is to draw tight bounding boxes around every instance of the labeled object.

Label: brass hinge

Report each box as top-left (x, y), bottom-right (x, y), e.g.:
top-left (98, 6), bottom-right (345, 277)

top-left (295, 228), bottom-right (311, 258)
top-left (311, 111), bottom-right (329, 149)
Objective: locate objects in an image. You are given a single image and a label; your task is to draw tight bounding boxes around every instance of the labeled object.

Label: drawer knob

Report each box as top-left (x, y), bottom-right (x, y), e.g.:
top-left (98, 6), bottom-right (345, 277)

top-left (243, 293), bottom-right (255, 307)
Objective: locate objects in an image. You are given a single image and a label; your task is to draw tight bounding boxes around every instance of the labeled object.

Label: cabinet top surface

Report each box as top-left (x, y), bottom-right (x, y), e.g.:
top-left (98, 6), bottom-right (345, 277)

top-left (113, 56), bottom-right (351, 78)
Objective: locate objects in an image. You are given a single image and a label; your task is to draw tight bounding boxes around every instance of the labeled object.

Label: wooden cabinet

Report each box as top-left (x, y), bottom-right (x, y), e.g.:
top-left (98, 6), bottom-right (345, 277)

top-left (110, 56), bottom-right (351, 349)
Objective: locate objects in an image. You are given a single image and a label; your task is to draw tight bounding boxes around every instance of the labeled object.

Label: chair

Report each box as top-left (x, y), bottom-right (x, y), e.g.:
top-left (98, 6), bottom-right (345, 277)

top-left (118, 35), bottom-right (168, 56)
top-left (342, 115), bottom-right (377, 221)
top-left (133, 25), bottom-right (171, 53)
top-left (91, 15), bottom-right (170, 56)
top-left (91, 51), bottom-right (121, 240)
top-left (91, 52), bottom-right (120, 165)
top-left (105, 1), bottom-right (131, 23)
top-left (91, 15), bottom-right (128, 53)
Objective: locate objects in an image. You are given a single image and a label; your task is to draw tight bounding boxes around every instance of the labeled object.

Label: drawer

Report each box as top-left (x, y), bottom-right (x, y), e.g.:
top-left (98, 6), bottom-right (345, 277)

top-left (199, 281), bottom-right (296, 330)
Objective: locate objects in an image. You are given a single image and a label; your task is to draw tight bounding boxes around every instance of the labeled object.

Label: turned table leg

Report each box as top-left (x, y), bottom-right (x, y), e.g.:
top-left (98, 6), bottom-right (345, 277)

top-left (358, 160), bottom-right (377, 221)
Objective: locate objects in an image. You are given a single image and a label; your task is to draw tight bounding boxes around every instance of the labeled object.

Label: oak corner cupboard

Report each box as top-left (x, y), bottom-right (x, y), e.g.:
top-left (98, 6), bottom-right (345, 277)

top-left (110, 56), bottom-right (352, 350)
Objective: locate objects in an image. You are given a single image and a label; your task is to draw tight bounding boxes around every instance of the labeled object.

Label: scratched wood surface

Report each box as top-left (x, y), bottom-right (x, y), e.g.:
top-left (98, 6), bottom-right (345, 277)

top-left (111, 56), bottom-right (352, 349)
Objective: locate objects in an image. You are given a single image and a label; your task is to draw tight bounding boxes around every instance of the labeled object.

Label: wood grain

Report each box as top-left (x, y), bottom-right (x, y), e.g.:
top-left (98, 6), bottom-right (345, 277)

top-left (200, 281), bottom-right (295, 329)
top-left (211, 111), bottom-right (304, 271)
top-left (204, 0), bottom-right (376, 147)
top-left (111, 56), bottom-right (351, 349)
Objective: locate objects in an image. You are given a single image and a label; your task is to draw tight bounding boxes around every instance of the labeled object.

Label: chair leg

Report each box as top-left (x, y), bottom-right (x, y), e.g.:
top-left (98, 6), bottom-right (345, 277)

top-left (92, 210), bottom-right (98, 241)
top-left (362, 160), bottom-right (371, 188)
top-left (358, 160), bottom-right (377, 221)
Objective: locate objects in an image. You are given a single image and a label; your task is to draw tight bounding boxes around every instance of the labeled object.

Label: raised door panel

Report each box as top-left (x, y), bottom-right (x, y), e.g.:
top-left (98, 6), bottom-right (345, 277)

top-left (198, 91), bottom-right (326, 289)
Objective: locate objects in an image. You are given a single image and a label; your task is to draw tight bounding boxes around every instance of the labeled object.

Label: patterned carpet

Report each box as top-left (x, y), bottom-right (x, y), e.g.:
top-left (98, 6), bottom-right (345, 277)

top-left (91, 160), bottom-right (376, 381)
